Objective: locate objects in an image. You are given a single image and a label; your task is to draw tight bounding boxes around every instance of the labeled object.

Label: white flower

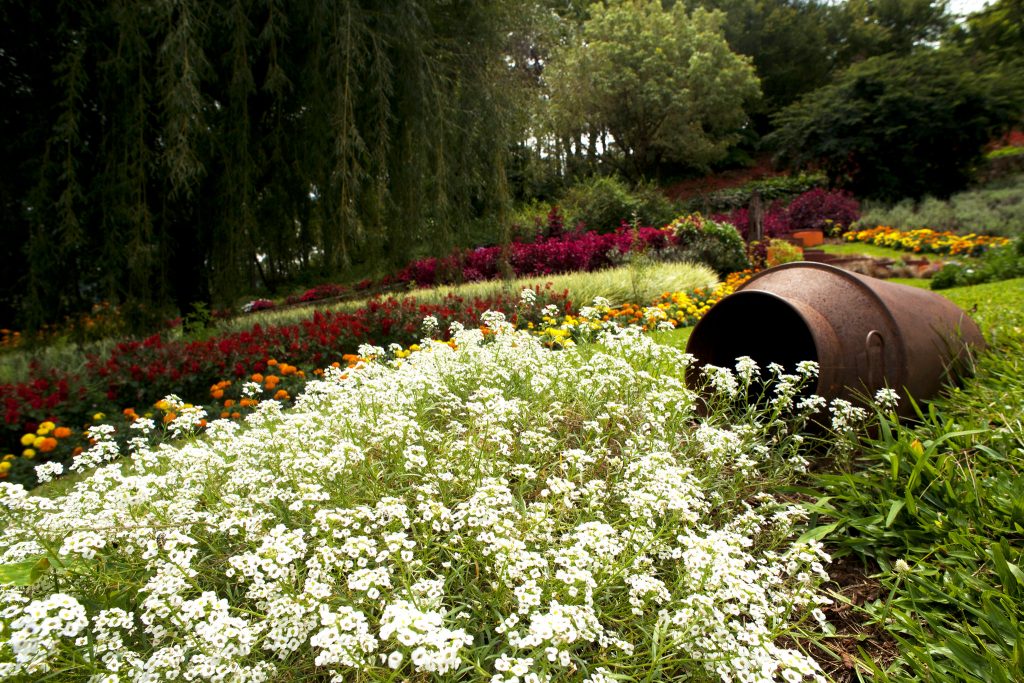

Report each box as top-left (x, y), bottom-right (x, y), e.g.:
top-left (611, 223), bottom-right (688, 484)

top-left (34, 461), bottom-right (64, 484)
top-left (874, 387), bottom-right (901, 412)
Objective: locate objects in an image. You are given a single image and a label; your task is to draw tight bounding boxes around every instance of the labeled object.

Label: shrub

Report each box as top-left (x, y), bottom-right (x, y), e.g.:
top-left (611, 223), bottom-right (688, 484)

top-left (631, 181), bottom-right (684, 228)
top-left (713, 204), bottom-right (790, 240)
top-left (766, 239), bottom-right (804, 267)
top-left (930, 238), bottom-right (1024, 290)
top-left (668, 214), bottom-right (751, 276)
top-left (242, 299), bottom-right (276, 313)
top-left (560, 176), bottom-right (639, 232)
top-left (396, 226), bottom-right (676, 288)
top-left (857, 174), bottom-right (1024, 238)
top-left (285, 283), bottom-right (350, 305)
top-left (682, 172), bottom-right (827, 213)
top-left (560, 176), bottom-right (680, 232)
top-left (786, 188), bottom-right (860, 233)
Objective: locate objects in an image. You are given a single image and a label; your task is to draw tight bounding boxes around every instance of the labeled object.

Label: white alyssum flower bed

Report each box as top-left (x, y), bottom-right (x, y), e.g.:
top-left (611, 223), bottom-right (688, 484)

top-left (0, 318), bottom-right (836, 682)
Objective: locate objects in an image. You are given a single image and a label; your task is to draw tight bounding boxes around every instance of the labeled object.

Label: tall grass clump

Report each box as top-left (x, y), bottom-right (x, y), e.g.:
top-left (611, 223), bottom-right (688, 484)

top-left (0, 318), bottom-right (844, 681)
top-left (225, 262), bottom-right (718, 335)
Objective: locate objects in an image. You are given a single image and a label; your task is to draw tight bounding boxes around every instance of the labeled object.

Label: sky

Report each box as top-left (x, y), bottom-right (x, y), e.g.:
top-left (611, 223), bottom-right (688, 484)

top-left (948, 0), bottom-right (991, 16)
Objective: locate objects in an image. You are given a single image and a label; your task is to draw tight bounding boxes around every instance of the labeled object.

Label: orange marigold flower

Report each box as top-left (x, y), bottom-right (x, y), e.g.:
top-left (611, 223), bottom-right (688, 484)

top-left (251, 373), bottom-right (264, 383)
top-left (53, 426), bottom-right (72, 439)
top-left (163, 412), bottom-right (177, 424)
top-left (267, 358), bottom-right (278, 366)
top-left (220, 411), bottom-right (231, 419)
top-left (38, 437), bottom-right (58, 453)
top-left (223, 399), bottom-right (235, 408)
top-left (273, 389), bottom-right (290, 401)
top-left (231, 412), bottom-right (241, 419)
top-left (211, 389), bottom-right (224, 399)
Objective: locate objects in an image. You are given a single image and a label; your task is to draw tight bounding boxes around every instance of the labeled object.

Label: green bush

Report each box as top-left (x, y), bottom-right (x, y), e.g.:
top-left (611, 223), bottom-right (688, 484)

top-left (766, 238), bottom-right (804, 267)
top-left (930, 238), bottom-right (1024, 290)
top-left (858, 173), bottom-right (1024, 237)
top-left (631, 181), bottom-right (684, 228)
top-left (667, 213), bottom-right (751, 276)
top-left (560, 175), bottom-right (680, 232)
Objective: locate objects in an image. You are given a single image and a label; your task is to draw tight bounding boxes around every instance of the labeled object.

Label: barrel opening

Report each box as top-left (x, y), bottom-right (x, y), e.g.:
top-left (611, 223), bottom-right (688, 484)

top-left (688, 292), bottom-right (818, 375)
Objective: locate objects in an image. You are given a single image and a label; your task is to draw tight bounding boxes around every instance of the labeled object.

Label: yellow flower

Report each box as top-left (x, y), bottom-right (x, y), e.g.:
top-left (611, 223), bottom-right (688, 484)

top-left (38, 420), bottom-right (56, 434)
top-left (22, 448), bottom-right (36, 459)
top-left (2, 454), bottom-right (15, 461)
top-left (93, 412), bottom-right (106, 421)
top-left (19, 433), bottom-right (34, 447)
top-left (32, 436), bottom-right (46, 449)
top-left (0, 462), bottom-right (10, 474)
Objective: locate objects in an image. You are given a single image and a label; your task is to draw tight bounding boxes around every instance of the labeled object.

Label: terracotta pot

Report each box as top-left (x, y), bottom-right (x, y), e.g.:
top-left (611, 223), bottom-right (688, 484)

top-left (790, 230), bottom-right (824, 247)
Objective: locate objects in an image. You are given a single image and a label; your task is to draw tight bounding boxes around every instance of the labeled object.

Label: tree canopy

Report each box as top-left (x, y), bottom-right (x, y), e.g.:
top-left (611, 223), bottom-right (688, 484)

top-left (678, 0), bottom-right (835, 118)
top-left (954, 0), bottom-right (1024, 58)
top-left (542, 0), bottom-right (761, 180)
top-left (2, 0), bottom-right (1021, 331)
top-left (0, 0), bottom-right (530, 329)
top-left (768, 48), bottom-right (1024, 200)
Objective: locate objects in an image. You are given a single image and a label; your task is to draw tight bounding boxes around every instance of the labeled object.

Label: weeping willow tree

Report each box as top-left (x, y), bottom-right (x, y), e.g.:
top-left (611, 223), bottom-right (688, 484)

top-left (0, 0), bottom-right (530, 330)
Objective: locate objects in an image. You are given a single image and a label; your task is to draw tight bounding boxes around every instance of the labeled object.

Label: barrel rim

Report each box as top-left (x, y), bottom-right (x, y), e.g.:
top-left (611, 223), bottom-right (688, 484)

top-left (734, 261), bottom-right (911, 388)
top-left (737, 260), bottom-right (906, 347)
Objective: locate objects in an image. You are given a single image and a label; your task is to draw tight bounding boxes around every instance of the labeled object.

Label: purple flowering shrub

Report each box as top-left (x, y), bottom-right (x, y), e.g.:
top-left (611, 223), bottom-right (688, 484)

top-left (786, 188), bottom-right (860, 234)
top-left (714, 188), bottom-right (861, 239)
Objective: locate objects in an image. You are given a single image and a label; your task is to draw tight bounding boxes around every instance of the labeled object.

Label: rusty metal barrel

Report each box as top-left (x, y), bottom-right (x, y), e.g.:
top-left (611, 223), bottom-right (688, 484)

top-left (685, 262), bottom-right (986, 413)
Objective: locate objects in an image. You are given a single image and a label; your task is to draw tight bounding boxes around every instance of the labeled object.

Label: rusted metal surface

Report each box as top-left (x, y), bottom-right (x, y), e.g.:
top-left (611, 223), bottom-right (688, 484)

top-left (686, 262), bottom-right (986, 413)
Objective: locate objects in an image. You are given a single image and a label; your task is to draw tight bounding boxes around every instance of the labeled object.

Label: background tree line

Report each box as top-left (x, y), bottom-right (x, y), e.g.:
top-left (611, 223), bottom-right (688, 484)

top-left (1, 0), bottom-right (1022, 332)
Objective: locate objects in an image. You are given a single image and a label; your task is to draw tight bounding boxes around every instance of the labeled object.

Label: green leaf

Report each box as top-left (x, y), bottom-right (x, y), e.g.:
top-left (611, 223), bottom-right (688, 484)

top-left (885, 499), bottom-right (905, 527)
top-left (0, 556), bottom-right (50, 586)
top-left (796, 522), bottom-right (839, 544)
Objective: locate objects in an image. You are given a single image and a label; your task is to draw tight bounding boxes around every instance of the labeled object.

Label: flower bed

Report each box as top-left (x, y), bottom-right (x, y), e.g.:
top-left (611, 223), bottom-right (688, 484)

top-left (0, 323), bottom-right (837, 681)
top-left (1, 266), bottom-right (759, 488)
top-left (396, 226), bottom-right (674, 287)
top-left (841, 225), bottom-right (1011, 256)
top-left (714, 188), bottom-right (860, 240)
top-left (0, 288), bottom-right (570, 487)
